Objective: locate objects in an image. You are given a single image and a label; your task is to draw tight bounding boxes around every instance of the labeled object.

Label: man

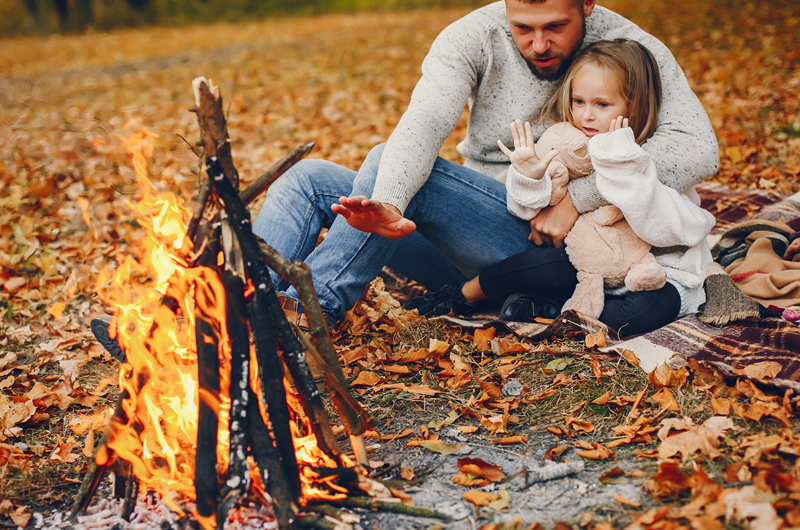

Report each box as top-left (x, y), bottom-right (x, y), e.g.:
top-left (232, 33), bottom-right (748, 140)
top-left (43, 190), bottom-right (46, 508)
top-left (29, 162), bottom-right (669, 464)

top-left (253, 0), bottom-right (719, 324)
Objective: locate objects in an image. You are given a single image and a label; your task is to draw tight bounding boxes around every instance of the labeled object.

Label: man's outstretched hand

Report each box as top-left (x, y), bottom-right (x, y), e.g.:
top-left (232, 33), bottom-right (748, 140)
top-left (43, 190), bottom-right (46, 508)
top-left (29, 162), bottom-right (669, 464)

top-left (332, 196), bottom-right (417, 239)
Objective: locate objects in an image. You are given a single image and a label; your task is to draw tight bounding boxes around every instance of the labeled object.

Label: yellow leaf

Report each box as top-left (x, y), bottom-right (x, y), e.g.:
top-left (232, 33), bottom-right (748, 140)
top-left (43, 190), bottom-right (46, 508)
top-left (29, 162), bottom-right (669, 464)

top-left (725, 146), bottom-right (744, 163)
top-left (487, 487), bottom-right (511, 512)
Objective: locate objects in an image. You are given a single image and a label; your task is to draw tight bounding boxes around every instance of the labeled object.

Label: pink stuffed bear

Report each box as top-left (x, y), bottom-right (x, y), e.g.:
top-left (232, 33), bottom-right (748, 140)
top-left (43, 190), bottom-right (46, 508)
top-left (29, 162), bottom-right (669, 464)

top-left (533, 123), bottom-right (667, 318)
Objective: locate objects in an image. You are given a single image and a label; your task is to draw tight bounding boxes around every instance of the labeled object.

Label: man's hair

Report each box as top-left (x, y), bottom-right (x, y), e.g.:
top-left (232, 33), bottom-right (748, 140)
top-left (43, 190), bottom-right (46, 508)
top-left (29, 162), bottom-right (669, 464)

top-left (540, 39), bottom-right (662, 144)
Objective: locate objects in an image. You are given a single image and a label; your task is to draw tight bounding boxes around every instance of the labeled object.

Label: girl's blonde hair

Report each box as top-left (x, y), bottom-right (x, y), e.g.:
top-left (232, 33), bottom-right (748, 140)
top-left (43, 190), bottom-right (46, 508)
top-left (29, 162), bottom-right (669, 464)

top-left (540, 39), bottom-right (662, 144)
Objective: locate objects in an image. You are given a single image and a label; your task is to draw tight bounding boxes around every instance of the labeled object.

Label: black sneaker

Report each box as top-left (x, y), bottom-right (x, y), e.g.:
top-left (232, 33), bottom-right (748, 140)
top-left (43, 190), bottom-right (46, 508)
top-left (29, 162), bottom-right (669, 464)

top-left (402, 283), bottom-right (480, 317)
top-left (91, 315), bottom-right (127, 363)
top-left (497, 292), bottom-right (562, 322)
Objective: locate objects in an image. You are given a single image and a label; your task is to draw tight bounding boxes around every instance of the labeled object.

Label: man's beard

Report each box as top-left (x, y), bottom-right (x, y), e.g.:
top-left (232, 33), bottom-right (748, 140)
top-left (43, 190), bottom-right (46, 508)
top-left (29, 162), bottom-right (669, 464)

top-left (526, 17), bottom-right (586, 81)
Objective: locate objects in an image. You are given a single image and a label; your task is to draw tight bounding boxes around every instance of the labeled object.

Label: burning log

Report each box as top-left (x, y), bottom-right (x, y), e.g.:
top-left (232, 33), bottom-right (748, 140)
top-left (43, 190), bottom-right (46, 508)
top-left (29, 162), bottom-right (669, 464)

top-left (72, 77), bottom-right (375, 530)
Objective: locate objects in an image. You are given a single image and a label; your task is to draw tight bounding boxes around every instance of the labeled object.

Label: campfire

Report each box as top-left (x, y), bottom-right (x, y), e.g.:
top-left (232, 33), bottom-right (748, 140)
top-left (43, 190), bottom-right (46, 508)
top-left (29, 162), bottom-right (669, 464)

top-left (70, 78), bottom-right (375, 529)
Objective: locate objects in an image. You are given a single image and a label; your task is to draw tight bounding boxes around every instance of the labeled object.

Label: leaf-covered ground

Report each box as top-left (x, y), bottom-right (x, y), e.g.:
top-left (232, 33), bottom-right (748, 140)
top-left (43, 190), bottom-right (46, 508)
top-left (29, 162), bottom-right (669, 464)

top-left (0, 1), bottom-right (799, 528)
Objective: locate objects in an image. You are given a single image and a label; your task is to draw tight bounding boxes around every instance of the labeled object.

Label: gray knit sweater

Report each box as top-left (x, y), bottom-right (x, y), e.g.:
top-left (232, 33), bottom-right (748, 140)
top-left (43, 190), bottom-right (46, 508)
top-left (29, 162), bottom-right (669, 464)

top-left (371, 2), bottom-right (719, 215)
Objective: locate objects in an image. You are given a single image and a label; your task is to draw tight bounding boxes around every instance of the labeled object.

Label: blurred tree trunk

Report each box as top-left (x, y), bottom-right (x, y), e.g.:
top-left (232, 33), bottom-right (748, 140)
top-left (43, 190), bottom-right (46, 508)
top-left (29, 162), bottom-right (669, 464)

top-left (126, 0), bottom-right (152, 9)
top-left (54, 0), bottom-right (68, 25)
top-left (24, 0), bottom-right (38, 16)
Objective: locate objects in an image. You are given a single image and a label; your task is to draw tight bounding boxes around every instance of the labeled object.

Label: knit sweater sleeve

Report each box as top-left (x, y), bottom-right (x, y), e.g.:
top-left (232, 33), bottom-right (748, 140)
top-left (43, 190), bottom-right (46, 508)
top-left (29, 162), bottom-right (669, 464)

top-left (370, 18), bottom-right (486, 214)
top-left (588, 128), bottom-right (716, 248)
top-left (567, 13), bottom-right (720, 213)
top-left (505, 164), bottom-right (552, 220)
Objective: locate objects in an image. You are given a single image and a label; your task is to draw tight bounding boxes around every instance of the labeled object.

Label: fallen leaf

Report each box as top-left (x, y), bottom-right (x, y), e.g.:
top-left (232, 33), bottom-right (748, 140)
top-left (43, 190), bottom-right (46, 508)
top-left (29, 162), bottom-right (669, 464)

top-left (545, 445), bottom-right (569, 461)
top-left (732, 361), bottom-right (782, 380)
top-left (710, 396), bottom-right (731, 415)
top-left (575, 443), bottom-right (614, 460)
top-left (457, 425), bottom-right (479, 434)
top-left (648, 387), bottom-right (680, 413)
top-left (565, 416), bottom-right (594, 433)
top-left (585, 330), bottom-right (607, 349)
top-left (462, 489), bottom-right (500, 506)
top-left (657, 416), bottom-right (735, 459)
top-left (473, 328), bottom-right (495, 350)
top-left (418, 441), bottom-right (463, 455)
top-left (592, 392), bottom-right (611, 405)
top-left (457, 457), bottom-right (504, 483)
top-left (351, 371), bottom-right (382, 387)
top-left (487, 487), bottom-right (511, 512)
top-left (490, 435), bottom-right (528, 445)
top-left (612, 493), bottom-right (641, 507)
top-left (400, 466), bottom-right (415, 481)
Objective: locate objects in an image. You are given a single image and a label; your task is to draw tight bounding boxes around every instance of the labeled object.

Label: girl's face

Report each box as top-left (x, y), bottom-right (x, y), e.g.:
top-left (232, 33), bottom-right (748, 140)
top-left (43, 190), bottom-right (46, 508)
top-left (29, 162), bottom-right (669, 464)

top-left (570, 63), bottom-right (628, 137)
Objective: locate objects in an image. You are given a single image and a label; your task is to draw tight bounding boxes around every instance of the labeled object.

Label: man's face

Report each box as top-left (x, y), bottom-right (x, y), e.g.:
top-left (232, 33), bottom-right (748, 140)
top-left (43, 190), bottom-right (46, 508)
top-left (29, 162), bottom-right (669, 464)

top-left (506, 0), bottom-right (595, 81)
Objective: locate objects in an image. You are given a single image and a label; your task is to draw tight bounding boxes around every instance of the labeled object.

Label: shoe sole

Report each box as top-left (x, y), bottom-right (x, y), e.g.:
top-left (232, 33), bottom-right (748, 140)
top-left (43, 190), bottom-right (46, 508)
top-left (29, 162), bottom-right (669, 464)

top-left (91, 316), bottom-right (128, 363)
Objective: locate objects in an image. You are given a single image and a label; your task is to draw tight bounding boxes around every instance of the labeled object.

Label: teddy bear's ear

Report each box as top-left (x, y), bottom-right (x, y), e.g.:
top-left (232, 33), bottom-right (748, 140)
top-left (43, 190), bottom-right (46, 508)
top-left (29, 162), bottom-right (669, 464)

top-left (575, 145), bottom-right (587, 157)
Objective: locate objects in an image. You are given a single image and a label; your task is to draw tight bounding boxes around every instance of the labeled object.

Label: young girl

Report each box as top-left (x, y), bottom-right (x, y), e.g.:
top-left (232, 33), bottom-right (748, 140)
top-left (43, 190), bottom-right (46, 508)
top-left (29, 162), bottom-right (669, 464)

top-left (405, 39), bottom-right (716, 337)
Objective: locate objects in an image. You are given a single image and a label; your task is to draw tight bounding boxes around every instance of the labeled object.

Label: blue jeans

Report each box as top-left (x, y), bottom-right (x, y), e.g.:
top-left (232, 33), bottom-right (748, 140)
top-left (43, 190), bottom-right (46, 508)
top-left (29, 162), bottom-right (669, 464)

top-left (252, 143), bottom-right (535, 320)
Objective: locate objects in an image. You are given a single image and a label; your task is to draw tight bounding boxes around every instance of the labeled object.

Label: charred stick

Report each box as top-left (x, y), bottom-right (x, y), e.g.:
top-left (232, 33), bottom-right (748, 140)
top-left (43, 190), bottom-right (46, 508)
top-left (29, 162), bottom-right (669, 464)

top-left (121, 468), bottom-right (139, 521)
top-left (247, 388), bottom-right (298, 529)
top-left (239, 142), bottom-right (316, 206)
top-left (194, 218), bottom-right (222, 521)
top-left (193, 78), bottom-right (239, 187)
top-left (206, 156), bottom-right (341, 462)
top-left (260, 242), bottom-right (373, 435)
top-left (247, 295), bottom-right (302, 496)
top-left (68, 432), bottom-right (116, 520)
top-left (218, 268), bottom-right (251, 527)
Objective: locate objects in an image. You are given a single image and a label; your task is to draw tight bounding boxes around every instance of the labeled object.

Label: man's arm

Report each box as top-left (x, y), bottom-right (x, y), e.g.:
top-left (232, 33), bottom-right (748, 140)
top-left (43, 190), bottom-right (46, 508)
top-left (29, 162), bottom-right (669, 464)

top-left (368, 17), bottom-right (487, 214)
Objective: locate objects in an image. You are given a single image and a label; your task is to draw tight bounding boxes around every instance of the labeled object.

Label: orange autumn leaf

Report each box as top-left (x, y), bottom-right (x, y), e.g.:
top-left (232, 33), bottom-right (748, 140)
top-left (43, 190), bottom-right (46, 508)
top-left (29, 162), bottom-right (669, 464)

top-left (473, 327), bottom-right (495, 350)
top-left (457, 457), bottom-right (504, 483)
top-left (479, 379), bottom-right (502, 398)
top-left (381, 364), bottom-right (411, 374)
top-left (462, 489), bottom-right (500, 506)
top-left (400, 466), bottom-right (416, 481)
top-left (490, 435), bottom-right (528, 445)
top-left (732, 361), bottom-right (782, 380)
top-left (648, 363), bottom-right (688, 389)
top-left (657, 416), bottom-right (735, 459)
top-left (451, 472), bottom-right (490, 487)
top-left (351, 370), bottom-right (382, 387)
top-left (575, 443), bottom-right (614, 460)
top-left (646, 461), bottom-right (690, 499)
top-left (565, 416), bottom-right (594, 433)
top-left (592, 392), bottom-right (611, 405)
top-left (585, 330), bottom-right (607, 349)
top-left (710, 396), bottom-right (731, 415)
top-left (457, 425), bottom-right (479, 434)
top-left (545, 445), bottom-right (569, 461)
top-left (648, 387), bottom-right (680, 413)
top-left (400, 347), bottom-right (431, 363)
top-left (612, 493), bottom-right (641, 507)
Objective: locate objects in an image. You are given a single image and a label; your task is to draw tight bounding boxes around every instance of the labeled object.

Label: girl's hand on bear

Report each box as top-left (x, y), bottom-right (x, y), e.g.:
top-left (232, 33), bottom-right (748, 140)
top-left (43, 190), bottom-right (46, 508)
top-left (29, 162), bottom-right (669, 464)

top-left (608, 116), bottom-right (630, 133)
top-left (497, 119), bottom-right (559, 180)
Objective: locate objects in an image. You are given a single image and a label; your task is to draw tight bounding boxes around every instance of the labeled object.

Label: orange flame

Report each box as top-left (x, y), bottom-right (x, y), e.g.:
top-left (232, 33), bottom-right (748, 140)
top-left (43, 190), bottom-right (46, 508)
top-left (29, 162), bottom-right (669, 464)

top-left (97, 129), bottom-right (350, 527)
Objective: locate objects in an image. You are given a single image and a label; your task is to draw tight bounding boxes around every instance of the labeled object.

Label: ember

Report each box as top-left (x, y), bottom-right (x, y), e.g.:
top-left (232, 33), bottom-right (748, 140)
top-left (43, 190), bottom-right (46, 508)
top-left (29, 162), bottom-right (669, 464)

top-left (72, 78), bottom-right (373, 529)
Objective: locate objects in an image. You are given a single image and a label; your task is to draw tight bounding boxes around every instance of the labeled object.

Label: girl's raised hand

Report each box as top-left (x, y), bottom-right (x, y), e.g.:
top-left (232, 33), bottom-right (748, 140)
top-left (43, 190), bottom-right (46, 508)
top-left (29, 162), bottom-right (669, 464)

top-left (497, 119), bottom-right (559, 180)
top-left (608, 116), bottom-right (629, 133)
